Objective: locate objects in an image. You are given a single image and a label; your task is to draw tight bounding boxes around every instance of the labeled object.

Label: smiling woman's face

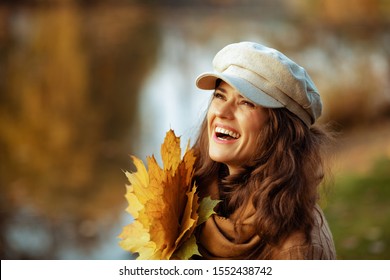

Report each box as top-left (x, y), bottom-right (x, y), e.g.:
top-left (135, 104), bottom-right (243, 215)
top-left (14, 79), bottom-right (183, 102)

top-left (207, 81), bottom-right (269, 174)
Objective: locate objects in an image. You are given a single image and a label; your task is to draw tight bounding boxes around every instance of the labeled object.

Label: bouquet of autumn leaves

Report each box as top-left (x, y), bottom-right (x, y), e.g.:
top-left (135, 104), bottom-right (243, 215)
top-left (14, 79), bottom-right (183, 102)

top-left (118, 129), bottom-right (219, 259)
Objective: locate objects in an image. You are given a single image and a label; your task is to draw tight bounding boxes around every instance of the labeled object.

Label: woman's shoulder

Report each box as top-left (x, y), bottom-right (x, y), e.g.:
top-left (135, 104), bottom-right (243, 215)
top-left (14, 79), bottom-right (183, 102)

top-left (271, 205), bottom-right (337, 260)
top-left (310, 205), bottom-right (337, 258)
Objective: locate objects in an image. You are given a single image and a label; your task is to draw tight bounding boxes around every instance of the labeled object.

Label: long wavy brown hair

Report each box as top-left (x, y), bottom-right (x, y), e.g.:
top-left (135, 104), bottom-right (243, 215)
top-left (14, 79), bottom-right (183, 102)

top-left (192, 104), bottom-right (334, 259)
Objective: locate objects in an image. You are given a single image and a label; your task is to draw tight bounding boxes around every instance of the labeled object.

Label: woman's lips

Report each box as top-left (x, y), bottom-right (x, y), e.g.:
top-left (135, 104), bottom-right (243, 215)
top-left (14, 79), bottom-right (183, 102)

top-left (212, 124), bottom-right (240, 143)
top-left (215, 126), bottom-right (240, 139)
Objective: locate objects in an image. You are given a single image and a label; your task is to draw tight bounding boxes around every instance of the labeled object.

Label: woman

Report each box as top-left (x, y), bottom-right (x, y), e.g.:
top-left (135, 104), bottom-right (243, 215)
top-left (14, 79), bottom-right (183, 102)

top-left (192, 42), bottom-right (336, 259)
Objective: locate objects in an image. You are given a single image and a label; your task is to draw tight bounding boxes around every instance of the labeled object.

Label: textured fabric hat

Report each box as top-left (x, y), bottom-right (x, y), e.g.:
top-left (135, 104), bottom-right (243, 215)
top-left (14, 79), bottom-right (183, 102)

top-left (196, 42), bottom-right (322, 126)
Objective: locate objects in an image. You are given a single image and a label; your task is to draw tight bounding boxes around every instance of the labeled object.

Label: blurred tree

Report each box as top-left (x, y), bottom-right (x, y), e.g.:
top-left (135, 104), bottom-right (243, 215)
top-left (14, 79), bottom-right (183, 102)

top-left (284, 0), bottom-right (388, 26)
top-left (0, 3), bottom-right (159, 259)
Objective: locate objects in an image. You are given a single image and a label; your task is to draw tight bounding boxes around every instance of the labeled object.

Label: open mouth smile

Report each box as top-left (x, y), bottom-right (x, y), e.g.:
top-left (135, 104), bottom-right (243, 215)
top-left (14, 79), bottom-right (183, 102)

top-left (214, 126), bottom-right (240, 141)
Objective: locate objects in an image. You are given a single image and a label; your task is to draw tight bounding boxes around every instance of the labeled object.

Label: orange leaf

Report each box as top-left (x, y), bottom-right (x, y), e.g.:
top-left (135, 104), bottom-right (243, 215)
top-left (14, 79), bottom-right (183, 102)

top-left (119, 129), bottom-right (218, 259)
top-left (161, 129), bottom-right (181, 172)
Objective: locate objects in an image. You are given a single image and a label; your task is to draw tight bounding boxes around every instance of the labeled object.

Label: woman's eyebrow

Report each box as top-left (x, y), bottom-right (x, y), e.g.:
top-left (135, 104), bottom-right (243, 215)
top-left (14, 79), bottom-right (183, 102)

top-left (215, 86), bottom-right (227, 93)
top-left (215, 86), bottom-right (247, 100)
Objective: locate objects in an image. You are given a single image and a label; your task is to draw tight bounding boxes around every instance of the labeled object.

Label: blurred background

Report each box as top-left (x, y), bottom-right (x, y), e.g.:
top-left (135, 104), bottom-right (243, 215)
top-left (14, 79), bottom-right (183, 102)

top-left (0, 0), bottom-right (389, 260)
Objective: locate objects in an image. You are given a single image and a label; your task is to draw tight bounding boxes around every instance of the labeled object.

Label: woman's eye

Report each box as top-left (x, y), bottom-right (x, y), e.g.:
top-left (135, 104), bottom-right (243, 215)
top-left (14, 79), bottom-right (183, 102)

top-left (241, 100), bottom-right (255, 108)
top-left (213, 92), bottom-right (225, 100)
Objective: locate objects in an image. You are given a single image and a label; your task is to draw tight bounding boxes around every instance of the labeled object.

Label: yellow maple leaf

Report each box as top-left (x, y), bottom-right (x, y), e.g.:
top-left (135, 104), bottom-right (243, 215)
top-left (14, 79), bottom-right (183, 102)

top-left (119, 129), bottom-right (218, 259)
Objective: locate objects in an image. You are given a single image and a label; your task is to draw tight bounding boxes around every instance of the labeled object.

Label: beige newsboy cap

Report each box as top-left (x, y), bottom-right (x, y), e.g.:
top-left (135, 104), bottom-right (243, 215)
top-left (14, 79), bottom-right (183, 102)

top-left (196, 42), bottom-right (322, 126)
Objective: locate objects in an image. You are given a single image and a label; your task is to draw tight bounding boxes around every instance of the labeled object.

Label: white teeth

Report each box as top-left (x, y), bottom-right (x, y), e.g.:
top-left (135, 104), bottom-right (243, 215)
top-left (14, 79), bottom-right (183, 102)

top-left (215, 127), bottom-right (240, 139)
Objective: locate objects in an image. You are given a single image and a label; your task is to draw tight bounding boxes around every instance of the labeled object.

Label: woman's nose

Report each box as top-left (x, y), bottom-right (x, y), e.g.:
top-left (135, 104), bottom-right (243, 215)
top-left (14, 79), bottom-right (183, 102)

top-left (215, 100), bottom-right (235, 119)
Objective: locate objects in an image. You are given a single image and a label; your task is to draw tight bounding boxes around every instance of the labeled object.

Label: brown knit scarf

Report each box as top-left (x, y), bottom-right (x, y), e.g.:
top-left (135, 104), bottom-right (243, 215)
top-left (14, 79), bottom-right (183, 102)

top-left (196, 179), bottom-right (336, 260)
top-left (197, 201), bottom-right (261, 259)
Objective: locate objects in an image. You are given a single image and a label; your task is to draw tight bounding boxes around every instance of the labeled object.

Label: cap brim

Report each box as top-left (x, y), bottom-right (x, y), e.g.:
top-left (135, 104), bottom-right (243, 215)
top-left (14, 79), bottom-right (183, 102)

top-left (196, 72), bottom-right (284, 108)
